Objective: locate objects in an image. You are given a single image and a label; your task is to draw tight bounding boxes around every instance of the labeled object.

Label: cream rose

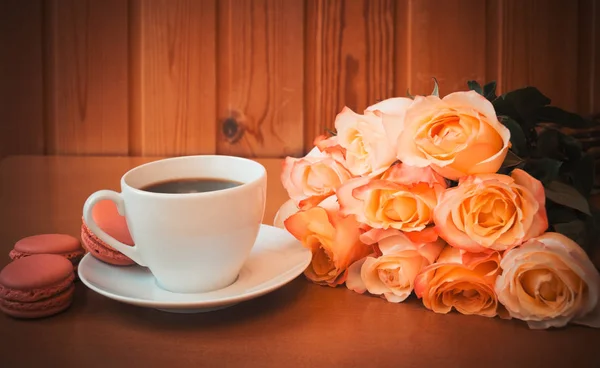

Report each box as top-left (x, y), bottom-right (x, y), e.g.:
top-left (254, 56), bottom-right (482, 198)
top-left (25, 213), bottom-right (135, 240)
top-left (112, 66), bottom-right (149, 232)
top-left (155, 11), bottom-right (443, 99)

top-left (434, 169), bottom-right (548, 253)
top-left (346, 228), bottom-right (444, 302)
top-left (366, 97), bottom-right (414, 148)
top-left (495, 232), bottom-right (600, 329)
top-left (284, 200), bottom-right (371, 287)
top-left (394, 90), bottom-right (510, 180)
top-left (414, 246), bottom-right (506, 318)
top-left (313, 134), bottom-right (346, 164)
top-left (338, 163), bottom-right (446, 238)
top-left (334, 107), bottom-right (396, 176)
top-left (281, 153), bottom-right (352, 209)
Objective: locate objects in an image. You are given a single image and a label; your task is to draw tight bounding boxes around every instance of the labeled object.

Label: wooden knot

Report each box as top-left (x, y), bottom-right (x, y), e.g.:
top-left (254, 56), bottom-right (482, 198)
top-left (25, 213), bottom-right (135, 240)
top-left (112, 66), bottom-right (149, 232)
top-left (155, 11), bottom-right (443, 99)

top-left (222, 117), bottom-right (245, 144)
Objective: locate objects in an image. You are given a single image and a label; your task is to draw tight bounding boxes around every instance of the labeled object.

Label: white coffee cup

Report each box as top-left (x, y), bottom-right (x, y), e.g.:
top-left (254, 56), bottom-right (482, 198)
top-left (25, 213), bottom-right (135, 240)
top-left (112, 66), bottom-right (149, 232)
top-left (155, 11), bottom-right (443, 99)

top-left (82, 155), bottom-right (267, 294)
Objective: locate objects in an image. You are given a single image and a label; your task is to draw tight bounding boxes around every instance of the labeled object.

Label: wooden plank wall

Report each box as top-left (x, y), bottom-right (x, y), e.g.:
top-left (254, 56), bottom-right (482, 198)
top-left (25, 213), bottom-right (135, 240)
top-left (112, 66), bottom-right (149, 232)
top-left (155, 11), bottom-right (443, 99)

top-left (1, 0), bottom-right (598, 159)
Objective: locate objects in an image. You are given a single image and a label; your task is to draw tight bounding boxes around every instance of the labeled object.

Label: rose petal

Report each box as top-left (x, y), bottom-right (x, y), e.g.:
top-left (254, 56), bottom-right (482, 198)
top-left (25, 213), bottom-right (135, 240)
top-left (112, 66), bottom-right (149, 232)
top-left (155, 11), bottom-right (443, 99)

top-left (298, 193), bottom-right (335, 210)
top-left (360, 228), bottom-right (397, 246)
top-left (405, 227), bottom-right (439, 243)
top-left (346, 257), bottom-right (369, 294)
top-left (367, 97), bottom-right (414, 147)
top-left (273, 199), bottom-right (299, 228)
top-left (337, 177), bottom-right (371, 219)
top-left (367, 97), bottom-right (414, 116)
top-left (511, 168), bottom-right (549, 239)
top-left (306, 146), bottom-right (325, 158)
top-left (377, 231), bottom-right (418, 255)
top-left (382, 163), bottom-right (447, 188)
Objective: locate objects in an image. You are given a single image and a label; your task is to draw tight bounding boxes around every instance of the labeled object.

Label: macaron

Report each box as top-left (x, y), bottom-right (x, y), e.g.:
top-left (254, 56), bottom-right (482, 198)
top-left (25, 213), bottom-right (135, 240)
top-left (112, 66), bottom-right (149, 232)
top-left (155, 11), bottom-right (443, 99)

top-left (81, 200), bottom-right (135, 266)
top-left (0, 254), bottom-right (75, 319)
top-left (9, 234), bottom-right (86, 273)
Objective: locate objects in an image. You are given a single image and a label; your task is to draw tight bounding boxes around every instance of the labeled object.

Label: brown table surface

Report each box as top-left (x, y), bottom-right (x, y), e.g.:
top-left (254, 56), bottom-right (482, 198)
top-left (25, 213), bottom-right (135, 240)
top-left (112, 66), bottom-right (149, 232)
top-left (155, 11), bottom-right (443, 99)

top-left (0, 155), bottom-right (599, 367)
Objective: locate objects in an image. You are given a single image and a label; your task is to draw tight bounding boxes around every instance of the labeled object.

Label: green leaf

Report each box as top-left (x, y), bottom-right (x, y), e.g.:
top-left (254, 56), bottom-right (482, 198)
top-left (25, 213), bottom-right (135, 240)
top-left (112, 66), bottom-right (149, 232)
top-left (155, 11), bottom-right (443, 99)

top-left (467, 80), bottom-right (483, 95)
top-left (553, 213), bottom-right (599, 256)
top-left (431, 77), bottom-right (439, 97)
top-left (325, 128), bottom-right (337, 136)
top-left (590, 206), bottom-right (600, 236)
top-left (492, 87), bottom-right (551, 130)
top-left (524, 158), bottom-right (562, 185)
top-left (406, 88), bottom-right (415, 99)
top-left (537, 106), bottom-right (591, 128)
top-left (535, 128), bottom-right (583, 161)
top-left (552, 220), bottom-right (588, 249)
top-left (546, 202), bottom-right (579, 223)
top-left (498, 116), bottom-right (528, 156)
top-left (501, 150), bottom-right (525, 169)
top-left (483, 81), bottom-right (497, 101)
top-left (559, 133), bottom-right (583, 161)
top-left (535, 129), bottom-right (563, 160)
top-left (564, 153), bottom-right (595, 197)
top-left (545, 180), bottom-right (592, 216)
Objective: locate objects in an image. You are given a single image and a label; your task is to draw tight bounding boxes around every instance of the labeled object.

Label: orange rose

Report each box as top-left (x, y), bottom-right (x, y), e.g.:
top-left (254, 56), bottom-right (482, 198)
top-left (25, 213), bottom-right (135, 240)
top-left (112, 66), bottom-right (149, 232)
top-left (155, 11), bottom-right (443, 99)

top-left (346, 228), bottom-right (444, 302)
top-left (434, 169), bottom-right (548, 253)
top-left (274, 196), bottom-right (335, 229)
top-left (338, 163), bottom-right (446, 240)
top-left (391, 91), bottom-right (510, 180)
top-left (281, 153), bottom-right (352, 209)
top-left (496, 232), bottom-right (600, 329)
top-left (414, 245), bottom-right (506, 318)
top-left (284, 201), bottom-right (371, 287)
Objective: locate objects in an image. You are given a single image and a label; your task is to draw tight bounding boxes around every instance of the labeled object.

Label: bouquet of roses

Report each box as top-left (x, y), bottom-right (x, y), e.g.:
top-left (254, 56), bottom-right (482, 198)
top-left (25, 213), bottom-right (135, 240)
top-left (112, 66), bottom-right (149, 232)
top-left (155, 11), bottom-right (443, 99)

top-left (275, 80), bottom-right (600, 330)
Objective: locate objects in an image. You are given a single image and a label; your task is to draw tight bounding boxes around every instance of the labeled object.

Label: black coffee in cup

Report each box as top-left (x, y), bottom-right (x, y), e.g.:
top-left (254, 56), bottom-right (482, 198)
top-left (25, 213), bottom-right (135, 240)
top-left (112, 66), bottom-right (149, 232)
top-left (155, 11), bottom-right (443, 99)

top-left (140, 178), bottom-right (242, 194)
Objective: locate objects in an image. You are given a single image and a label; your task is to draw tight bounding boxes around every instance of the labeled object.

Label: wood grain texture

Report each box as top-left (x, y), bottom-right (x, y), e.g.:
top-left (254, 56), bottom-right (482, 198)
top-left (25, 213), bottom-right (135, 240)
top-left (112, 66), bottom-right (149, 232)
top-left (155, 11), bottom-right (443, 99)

top-left (493, 0), bottom-right (579, 111)
top-left (305, 0), bottom-right (395, 153)
top-left (394, 0), bottom-right (410, 100)
top-left (1, 0), bottom-right (598, 158)
top-left (485, 0), bottom-right (503, 87)
top-left (44, 0), bottom-right (129, 155)
top-left (399, 0), bottom-right (487, 96)
top-left (217, 0), bottom-right (304, 157)
top-left (129, 0), bottom-right (217, 156)
top-left (0, 0), bottom-right (45, 158)
top-left (578, 0), bottom-right (600, 115)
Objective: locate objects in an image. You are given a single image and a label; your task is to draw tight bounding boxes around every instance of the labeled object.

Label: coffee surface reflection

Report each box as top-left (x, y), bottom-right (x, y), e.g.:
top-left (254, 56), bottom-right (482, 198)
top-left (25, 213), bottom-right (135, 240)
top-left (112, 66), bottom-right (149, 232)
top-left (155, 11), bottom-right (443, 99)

top-left (140, 178), bottom-right (243, 194)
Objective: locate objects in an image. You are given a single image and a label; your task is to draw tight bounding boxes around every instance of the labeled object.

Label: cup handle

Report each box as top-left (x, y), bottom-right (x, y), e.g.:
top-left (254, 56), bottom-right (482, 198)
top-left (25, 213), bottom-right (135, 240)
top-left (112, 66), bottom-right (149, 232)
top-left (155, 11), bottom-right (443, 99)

top-left (82, 190), bottom-right (146, 267)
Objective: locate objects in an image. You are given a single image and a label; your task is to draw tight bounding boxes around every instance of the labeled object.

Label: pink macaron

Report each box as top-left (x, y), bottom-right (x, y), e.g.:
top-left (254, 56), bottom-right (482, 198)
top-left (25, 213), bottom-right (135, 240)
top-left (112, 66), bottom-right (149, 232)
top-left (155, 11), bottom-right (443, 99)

top-left (81, 200), bottom-right (135, 266)
top-left (9, 234), bottom-right (86, 273)
top-left (0, 254), bottom-right (75, 319)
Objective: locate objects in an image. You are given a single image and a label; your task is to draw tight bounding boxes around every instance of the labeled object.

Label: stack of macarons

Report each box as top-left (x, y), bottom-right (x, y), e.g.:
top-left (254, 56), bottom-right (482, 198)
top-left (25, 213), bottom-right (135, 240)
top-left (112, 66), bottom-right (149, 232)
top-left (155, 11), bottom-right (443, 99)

top-left (80, 199), bottom-right (136, 266)
top-left (1, 200), bottom-right (136, 319)
top-left (0, 254), bottom-right (75, 319)
top-left (1, 233), bottom-right (84, 319)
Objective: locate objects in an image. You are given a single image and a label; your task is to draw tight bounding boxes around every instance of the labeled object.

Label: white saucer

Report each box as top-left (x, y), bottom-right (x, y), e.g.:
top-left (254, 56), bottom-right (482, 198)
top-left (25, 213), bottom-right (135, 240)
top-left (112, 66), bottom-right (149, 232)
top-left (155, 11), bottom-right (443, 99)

top-left (78, 224), bottom-right (311, 313)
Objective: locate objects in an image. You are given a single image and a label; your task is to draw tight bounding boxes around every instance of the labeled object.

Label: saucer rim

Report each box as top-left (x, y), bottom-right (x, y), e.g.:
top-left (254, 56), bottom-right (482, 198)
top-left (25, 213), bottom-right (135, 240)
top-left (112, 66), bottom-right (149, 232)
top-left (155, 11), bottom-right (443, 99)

top-left (78, 224), bottom-right (311, 309)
